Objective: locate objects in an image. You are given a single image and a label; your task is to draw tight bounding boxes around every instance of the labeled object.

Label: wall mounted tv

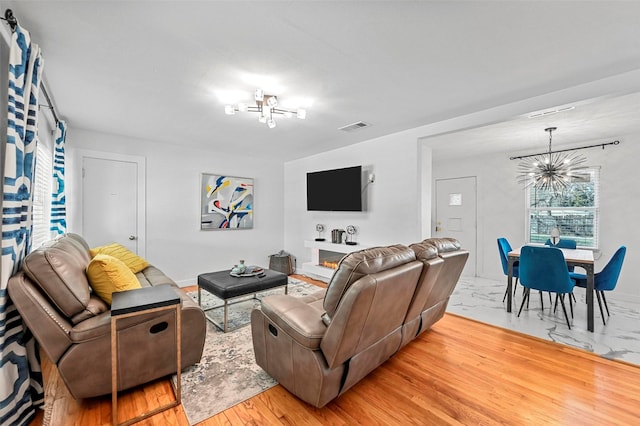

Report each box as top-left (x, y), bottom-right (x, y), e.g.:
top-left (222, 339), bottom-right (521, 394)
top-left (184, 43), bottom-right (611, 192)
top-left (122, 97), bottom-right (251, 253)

top-left (307, 165), bottom-right (362, 212)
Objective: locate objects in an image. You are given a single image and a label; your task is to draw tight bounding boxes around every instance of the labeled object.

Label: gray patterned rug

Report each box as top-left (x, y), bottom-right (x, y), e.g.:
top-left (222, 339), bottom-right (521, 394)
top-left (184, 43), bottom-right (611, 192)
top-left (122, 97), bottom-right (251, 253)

top-left (174, 278), bottom-right (323, 425)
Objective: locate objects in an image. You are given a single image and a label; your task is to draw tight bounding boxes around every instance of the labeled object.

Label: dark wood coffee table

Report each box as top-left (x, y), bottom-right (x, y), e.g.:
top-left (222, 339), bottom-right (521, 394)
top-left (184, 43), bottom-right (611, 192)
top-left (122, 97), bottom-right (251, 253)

top-left (197, 268), bottom-right (288, 332)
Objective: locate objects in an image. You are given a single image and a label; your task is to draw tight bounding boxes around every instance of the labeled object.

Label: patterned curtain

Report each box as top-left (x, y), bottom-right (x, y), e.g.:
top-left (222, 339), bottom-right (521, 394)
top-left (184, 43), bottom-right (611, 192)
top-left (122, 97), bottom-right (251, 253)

top-left (1, 24), bottom-right (45, 425)
top-left (50, 120), bottom-right (66, 234)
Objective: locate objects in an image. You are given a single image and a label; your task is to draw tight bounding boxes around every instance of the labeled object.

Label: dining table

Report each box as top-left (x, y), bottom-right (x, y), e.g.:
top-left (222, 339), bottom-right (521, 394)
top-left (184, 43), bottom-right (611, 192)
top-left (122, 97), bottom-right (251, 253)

top-left (507, 246), bottom-right (596, 332)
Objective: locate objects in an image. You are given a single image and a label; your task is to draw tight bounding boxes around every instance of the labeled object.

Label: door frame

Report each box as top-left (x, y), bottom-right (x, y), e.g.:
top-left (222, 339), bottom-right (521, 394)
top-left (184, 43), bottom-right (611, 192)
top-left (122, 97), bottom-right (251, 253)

top-left (78, 150), bottom-right (146, 257)
top-left (435, 175), bottom-right (477, 276)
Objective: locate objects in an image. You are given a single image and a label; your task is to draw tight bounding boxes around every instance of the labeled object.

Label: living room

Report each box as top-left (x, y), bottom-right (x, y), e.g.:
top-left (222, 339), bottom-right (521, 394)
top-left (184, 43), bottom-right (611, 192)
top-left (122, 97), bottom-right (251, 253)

top-left (2, 1), bottom-right (638, 294)
top-left (2, 1), bottom-right (640, 425)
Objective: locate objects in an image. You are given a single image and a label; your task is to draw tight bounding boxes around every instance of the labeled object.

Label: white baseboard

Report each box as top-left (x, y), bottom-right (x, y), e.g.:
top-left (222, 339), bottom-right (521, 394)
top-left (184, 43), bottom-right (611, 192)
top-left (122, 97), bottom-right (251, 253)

top-left (175, 278), bottom-right (196, 288)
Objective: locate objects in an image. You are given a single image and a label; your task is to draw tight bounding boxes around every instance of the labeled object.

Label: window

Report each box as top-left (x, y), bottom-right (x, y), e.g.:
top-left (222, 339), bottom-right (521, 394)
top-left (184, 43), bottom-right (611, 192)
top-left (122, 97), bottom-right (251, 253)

top-left (526, 167), bottom-right (599, 249)
top-left (31, 142), bottom-right (53, 249)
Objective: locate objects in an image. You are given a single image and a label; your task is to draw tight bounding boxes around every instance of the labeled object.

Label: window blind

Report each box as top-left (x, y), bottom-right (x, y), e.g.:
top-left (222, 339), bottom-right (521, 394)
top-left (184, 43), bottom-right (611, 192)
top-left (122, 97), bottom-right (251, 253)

top-left (31, 142), bottom-right (53, 249)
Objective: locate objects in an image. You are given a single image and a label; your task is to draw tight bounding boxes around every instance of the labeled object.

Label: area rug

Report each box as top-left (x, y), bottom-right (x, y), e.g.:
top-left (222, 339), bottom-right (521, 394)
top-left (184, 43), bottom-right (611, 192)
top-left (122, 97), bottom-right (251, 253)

top-left (174, 278), bottom-right (322, 425)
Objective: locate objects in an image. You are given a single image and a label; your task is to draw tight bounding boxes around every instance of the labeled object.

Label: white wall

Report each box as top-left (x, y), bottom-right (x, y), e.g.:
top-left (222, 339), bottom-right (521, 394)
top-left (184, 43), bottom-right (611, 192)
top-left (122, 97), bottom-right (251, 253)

top-left (432, 132), bottom-right (640, 301)
top-left (66, 128), bottom-right (285, 286)
top-left (283, 130), bottom-right (429, 273)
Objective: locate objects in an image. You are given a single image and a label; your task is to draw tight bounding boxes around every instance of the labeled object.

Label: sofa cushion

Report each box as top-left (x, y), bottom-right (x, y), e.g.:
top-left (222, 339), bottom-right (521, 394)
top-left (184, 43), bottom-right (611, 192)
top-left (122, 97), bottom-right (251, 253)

top-left (89, 243), bottom-right (149, 273)
top-left (69, 295), bottom-right (109, 325)
top-left (86, 254), bottom-right (142, 304)
top-left (420, 237), bottom-right (461, 253)
top-left (323, 244), bottom-right (416, 321)
top-left (136, 265), bottom-right (177, 288)
top-left (22, 235), bottom-right (92, 318)
top-left (409, 240), bottom-right (439, 261)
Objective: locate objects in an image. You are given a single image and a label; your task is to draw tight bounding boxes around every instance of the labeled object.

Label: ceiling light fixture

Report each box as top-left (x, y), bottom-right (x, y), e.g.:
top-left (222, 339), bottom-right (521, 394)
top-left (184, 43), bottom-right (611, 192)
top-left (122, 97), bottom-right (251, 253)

top-left (224, 89), bottom-right (307, 129)
top-left (516, 127), bottom-right (589, 193)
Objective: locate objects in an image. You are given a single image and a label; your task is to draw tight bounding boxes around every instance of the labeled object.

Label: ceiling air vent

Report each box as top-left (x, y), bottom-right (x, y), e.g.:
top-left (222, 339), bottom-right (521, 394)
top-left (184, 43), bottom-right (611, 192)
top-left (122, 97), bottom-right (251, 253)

top-left (338, 121), bottom-right (371, 132)
top-left (528, 106), bottom-right (575, 119)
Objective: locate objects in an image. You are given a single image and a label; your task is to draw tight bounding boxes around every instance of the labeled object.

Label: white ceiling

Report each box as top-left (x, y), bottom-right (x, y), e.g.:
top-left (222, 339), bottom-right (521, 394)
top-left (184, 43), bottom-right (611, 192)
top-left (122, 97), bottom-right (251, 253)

top-left (424, 91), bottom-right (640, 161)
top-left (5, 1), bottom-right (640, 161)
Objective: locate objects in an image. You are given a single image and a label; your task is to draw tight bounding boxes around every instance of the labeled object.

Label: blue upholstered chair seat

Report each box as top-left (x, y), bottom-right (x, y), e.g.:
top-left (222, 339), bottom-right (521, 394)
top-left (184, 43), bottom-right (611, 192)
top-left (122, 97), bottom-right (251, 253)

top-left (569, 272), bottom-right (588, 285)
top-left (545, 239), bottom-right (577, 272)
top-left (569, 246), bottom-right (626, 325)
top-left (518, 245), bottom-right (576, 329)
top-left (545, 239), bottom-right (577, 249)
top-left (497, 238), bottom-right (520, 302)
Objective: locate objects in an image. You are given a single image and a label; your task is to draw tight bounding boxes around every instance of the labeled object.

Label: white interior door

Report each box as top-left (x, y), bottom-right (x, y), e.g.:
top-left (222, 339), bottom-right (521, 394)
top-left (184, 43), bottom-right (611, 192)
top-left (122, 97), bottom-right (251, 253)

top-left (82, 154), bottom-right (145, 256)
top-left (435, 176), bottom-right (477, 276)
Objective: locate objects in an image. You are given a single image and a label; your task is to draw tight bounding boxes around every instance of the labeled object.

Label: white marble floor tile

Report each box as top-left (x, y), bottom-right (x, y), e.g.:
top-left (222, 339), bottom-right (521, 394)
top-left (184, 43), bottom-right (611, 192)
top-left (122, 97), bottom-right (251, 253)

top-left (447, 276), bottom-right (640, 365)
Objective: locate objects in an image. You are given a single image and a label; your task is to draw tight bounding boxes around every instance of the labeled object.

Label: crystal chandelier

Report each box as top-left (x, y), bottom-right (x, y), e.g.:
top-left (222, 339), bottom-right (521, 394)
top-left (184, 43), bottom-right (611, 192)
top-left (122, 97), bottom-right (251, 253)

top-left (517, 127), bottom-right (589, 192)
top-left (224, 89), bottom-right (306, 129)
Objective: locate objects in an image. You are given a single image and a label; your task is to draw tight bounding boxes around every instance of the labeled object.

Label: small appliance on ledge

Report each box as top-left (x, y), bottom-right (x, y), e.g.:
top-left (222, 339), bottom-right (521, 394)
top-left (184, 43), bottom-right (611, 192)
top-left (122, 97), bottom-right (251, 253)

top-left (345, 225), bottom-right (358, 245)
top-left (315, 224), bottom-right (326, 241)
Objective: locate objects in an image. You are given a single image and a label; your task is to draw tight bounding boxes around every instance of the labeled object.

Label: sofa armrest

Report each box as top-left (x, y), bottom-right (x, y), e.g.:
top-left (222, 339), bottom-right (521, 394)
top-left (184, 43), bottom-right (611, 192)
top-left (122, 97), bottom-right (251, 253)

top-left (259, 294), bottom-right (327, 350)
top-left (8, 272), bottom-right (73, 364)
top-left (69, 306), bottom-right (183, 343)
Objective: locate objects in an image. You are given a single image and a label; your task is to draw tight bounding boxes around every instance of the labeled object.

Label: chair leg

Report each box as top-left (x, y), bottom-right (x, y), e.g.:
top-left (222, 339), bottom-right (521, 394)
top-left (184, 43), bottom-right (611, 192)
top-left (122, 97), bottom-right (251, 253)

top-left (601, 291), bottom-right (610, 317)
top-left (571, 292), bottom-right (577, 303)
top-left (539, 291), bottom-right (544, 310)
top-left (568, 293), bottom-right (573, 318)
top-left (518, 288), bottom-right (530, 317)
top-left (595, 291), bottom-right (606, 326)
top-left (504, 277), bottom-right (519, 302)
top-left (553, 294), bottom-right (559, 313)
top-left (548, 292), bottom-right (552, 304)
top-left (558, 293), bottom-right (572, 330)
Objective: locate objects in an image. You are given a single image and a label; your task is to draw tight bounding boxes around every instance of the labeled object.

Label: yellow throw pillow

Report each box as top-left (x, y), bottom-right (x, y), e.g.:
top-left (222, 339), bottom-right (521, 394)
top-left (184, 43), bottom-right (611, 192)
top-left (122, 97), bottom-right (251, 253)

top-left (86, 254), bottom-right (142, 304)
top-left (89, 243), bottom-right (149, 274)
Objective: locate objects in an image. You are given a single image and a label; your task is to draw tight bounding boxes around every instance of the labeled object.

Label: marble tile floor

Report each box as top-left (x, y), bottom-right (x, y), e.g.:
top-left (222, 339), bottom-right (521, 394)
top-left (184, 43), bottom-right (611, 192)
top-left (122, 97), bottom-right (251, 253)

top-left (447, 276), bottom-right (640, 366)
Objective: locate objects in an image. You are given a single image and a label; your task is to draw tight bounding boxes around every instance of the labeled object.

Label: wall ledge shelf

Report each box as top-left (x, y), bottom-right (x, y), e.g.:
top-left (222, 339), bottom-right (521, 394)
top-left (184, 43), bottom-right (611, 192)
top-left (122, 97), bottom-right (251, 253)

top-left (301, 240), bottom-right (373, 281)
top-left (303, 240), bottom-right (371, 253)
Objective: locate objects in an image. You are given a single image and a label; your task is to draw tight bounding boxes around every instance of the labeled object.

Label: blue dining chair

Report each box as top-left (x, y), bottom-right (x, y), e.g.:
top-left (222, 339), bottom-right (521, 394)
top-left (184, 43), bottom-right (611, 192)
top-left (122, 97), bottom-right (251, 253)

top-left (545, 238), bottom-right (577, 249)
top-left (518, 246), bottom-right (576, 329)
top-left (545, 238), bottom-right (577, 294)
top-left (570, 246), bottom-right (626, 326)
top-left (497, 238), bottom-right (519, 302)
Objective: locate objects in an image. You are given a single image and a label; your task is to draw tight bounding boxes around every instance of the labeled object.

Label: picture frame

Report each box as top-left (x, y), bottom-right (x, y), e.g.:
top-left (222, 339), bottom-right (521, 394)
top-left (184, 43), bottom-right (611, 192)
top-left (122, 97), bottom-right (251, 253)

top-left (200, 173), bottom-right (253, 230)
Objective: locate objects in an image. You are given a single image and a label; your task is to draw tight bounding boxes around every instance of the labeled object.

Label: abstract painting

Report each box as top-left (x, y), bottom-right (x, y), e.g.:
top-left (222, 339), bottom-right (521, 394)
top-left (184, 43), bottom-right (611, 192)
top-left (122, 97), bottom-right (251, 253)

top-left (201, 173), bottom-right (253, 230)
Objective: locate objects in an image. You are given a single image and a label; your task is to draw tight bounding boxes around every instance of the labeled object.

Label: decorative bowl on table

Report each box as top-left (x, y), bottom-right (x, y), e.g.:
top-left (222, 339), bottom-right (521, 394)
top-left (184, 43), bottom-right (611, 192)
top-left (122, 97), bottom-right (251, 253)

top-left (230, 266), bottom-right (264, 278)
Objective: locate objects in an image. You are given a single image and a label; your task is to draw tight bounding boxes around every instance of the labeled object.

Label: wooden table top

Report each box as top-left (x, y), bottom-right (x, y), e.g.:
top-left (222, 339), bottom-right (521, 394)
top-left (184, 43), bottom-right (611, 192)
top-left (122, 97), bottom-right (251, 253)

top-left (508, 246), bottom-right (594, 264)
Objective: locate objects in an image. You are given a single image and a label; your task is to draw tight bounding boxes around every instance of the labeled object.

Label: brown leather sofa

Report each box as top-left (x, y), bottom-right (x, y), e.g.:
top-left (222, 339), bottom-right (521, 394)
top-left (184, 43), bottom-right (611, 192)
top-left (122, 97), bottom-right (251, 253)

top-left (401, 237), bottom-right (468, 348)
top-left (251, 238), bottom-right (468, 407)
top-left (7, 233), bottom-right (206, 399)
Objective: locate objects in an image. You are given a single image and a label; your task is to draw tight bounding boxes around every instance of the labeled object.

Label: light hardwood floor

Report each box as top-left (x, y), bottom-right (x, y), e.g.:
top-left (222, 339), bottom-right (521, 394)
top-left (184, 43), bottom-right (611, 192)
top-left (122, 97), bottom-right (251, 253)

top-left (31, 275), bottom-right (640, 425)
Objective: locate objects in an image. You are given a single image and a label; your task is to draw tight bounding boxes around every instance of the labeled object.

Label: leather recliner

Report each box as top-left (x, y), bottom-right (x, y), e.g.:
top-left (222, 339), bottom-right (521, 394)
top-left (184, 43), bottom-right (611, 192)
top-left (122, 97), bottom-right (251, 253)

top-left (251, 239), bottom-right (468, 407)
top-left (401, 237), bottom-right (469, 347)
top-left (7, 233), bottom-right (206, 399)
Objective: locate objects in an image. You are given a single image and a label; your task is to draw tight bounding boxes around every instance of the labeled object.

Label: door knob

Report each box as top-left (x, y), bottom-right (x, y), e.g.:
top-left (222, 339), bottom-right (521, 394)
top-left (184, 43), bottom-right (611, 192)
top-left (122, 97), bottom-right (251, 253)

top-left (129, 235), bottom-right (136, 240)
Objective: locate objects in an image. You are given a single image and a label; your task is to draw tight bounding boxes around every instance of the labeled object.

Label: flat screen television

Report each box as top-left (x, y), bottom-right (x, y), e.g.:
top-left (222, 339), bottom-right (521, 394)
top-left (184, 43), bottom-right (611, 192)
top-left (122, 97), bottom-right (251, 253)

top-left (306, 166), bottom-right (362, 211)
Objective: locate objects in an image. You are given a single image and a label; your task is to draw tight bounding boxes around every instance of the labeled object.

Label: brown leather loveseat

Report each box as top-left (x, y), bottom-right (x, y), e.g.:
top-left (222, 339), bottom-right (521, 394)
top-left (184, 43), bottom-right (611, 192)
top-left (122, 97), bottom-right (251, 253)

top-left (7, 233), bottom-right (206, 399)
top-left (251, 238), bottom-right (468, 407)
